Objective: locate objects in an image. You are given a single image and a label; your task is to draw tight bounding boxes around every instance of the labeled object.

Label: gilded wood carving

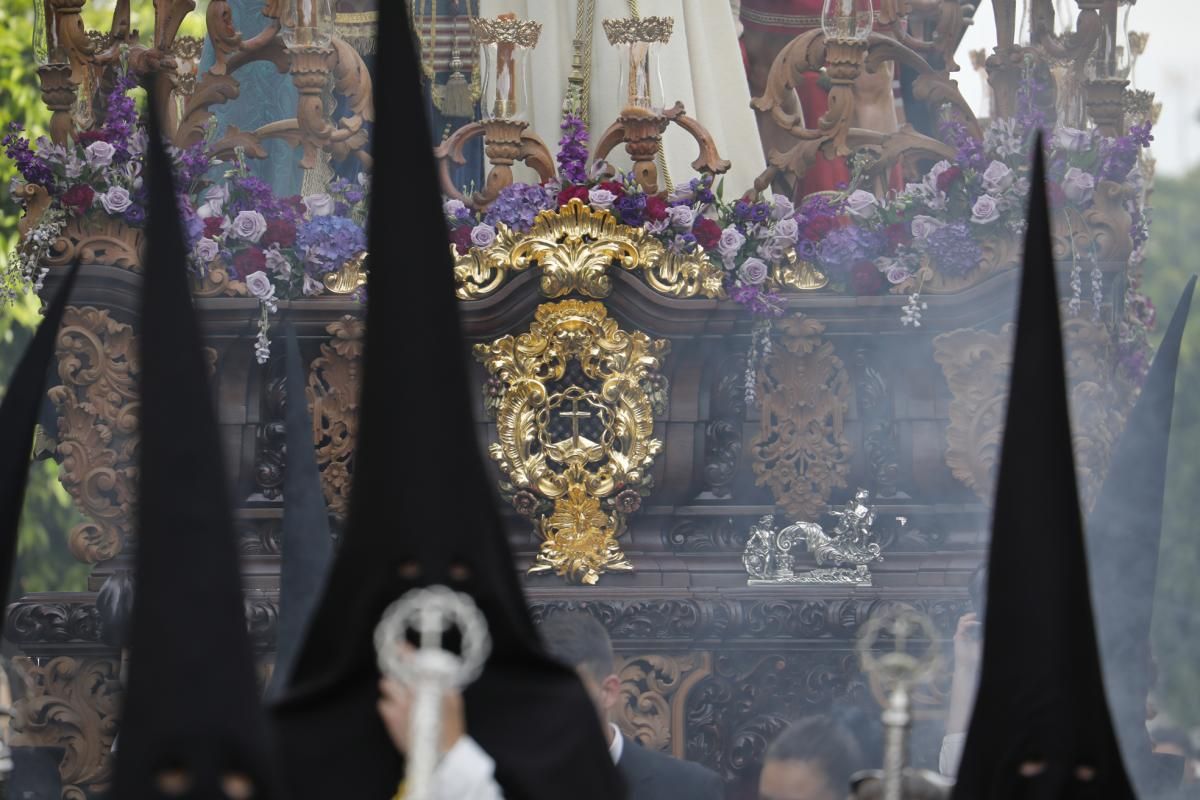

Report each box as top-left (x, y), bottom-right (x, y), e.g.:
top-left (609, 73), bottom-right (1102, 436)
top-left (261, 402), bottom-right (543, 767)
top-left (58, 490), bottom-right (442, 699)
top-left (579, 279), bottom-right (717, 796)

top-left (10, 656), bottom-right (122, 799)
top-left (307, 316), bottom-right (364, 518)
top-left (475, 300), bottom-right (670, 584)
top-left (617, 653), bottom-right (712, 757)
top-left (454, 199), bottom-right (725, 302)
top-left (752, 316), bottom-right (853, 522)
top-left (49, 307), bottom-right (140, 564)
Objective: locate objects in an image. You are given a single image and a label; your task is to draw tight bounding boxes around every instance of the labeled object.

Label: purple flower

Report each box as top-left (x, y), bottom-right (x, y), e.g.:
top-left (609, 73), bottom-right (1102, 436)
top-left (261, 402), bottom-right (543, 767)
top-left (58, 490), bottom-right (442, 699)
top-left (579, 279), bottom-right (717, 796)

top-left (122, 205), bottom-right (146, 226)
top-left (845, 189), bottom-right (879, 220)
top-left (444, 198), bottom-right (470, 220)
top-left (911, 215), bottom-right (945, 241)
top-left (818, 227), bottom-right (882, 273)
top-left (484, 183), bottom-right (554, 232)
top-left (1061, 167), bottom-right (1095, 204)
top-left (925, 222), bottom-right (981, 277)
top-left (245, 271), bottom-right (275, 301)
top-left (99, 187), bottom-right (133, 214)
top-left (669, 205), bottom-right (696, 229)
top-left (1129, 121), bottom-right (1154, 148)
top-left (939, 116), bottom-right (986, 169)
top-left (981, 160), bottom-right (1014, 194)
top-left (1051, 126), bottom-right (1092, 153)
top-left (2, 125), bottom-right (55, 188)
top-left (771, 197), bottom-right (796, 221)
top-left (470, 223), bottom-right (497, 248)
top-left (730, 284), bottom-right (785, 316)
top-left (85, 140), bottom-right (117, 168)
top-left (229, 210), bottom-right (269, 242)
top-left (194, 237), bottom-right (220, 263)
top-left (717, 226), bottom-right (747, 259)
top-left (297, 215), bottom-right (368, 274)
top-left (557, 113), bottom-right (590, 185)
top-left (614, 193), bottom-right (647, 226)
top-left (739, 257), bottom-right (770, 286)
top-left (772, 217), bottom-right (799, 243)
top-left (971, 195), bottom-right (1001, 224)
top-left (588, 188), bottom-right (617, 210)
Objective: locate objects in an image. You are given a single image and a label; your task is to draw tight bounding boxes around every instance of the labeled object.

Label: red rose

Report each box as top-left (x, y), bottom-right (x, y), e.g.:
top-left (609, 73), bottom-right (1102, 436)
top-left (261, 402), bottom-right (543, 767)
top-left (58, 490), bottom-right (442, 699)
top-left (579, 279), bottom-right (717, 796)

top-left (1047, 183), bottom-right (1067, 206)
top-left (850, 261), bottom-right (885, 295)
top-left (598, 181), bottom-right (625, 196)
top-left (884, 222), bottom-right (909, 249)
top-left (61, 184), bottom-right (95, 215)
top-left (557, 185), bottom-right (589, 207)
top-left (935, 166), bottom-right (963, 193)
top-left (693, 218), bottom-right (722, 249)
top-left (645, 195), bottom-right (669, 222)
top-left (232, 247), bottom-right (267, 275)
top-left (203, 217), bottom-right (224, 238)
top-left (73, 130), bottom-right (109, 147)
top-left (449, 225), bottom-right (473, 255)
top-left (283, 195), bottom-right (307, 216)
top-left (804, 214), bottom-right (840, 242)
top-left (264, 218), bottom-right (297, 248)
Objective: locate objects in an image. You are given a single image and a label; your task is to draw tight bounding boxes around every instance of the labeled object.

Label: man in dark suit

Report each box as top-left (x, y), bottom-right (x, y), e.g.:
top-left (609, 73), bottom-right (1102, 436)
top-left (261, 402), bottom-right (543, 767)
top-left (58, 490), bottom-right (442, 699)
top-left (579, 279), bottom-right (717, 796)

top-left (539, 614), bottom-right (725, 800)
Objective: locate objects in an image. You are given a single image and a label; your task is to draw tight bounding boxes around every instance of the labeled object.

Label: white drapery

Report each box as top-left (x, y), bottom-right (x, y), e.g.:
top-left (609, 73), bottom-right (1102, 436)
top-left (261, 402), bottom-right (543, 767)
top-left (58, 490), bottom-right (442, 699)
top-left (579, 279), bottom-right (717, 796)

top-left (478, 0), bottom-right (766, 196)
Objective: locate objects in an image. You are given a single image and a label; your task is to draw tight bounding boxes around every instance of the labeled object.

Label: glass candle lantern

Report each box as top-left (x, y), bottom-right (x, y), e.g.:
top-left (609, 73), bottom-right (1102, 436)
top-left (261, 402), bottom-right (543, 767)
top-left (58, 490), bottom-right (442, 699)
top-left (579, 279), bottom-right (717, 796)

top-left (821, 0), bottom-right (874, 41)
top-left (34, 0), bottom-right (65, 65)
top-left (471, 15), bottom-right (541, 122)
top-left (282, 0), bottom-right (335, 48)
top-left (602, 16), bottom-right (673, 115)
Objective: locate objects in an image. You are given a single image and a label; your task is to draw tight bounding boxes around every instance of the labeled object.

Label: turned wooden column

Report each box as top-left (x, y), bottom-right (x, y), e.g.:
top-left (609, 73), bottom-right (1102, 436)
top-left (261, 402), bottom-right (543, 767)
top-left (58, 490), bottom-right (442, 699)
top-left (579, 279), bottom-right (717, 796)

top-left (38, 63), bottom-right (77, 146)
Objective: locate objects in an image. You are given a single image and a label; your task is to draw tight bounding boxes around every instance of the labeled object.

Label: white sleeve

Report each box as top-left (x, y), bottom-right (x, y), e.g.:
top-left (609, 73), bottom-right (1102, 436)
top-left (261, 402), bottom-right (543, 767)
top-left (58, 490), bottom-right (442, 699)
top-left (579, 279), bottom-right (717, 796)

top-left (939, 732), bottom-right (967, 778)
top-left (431, 736), bottom-right (505, 800)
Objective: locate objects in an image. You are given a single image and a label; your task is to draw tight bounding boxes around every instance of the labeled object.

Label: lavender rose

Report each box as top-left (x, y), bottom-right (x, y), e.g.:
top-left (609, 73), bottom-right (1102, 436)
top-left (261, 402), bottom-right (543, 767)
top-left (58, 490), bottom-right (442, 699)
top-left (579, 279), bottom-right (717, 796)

top-left (845, 189), bottom-right (879, 219)
top-left (230, 210), bottom-right (268, 243)
top-left (470, 223), bottom-right (497, 248)
top-left (443, 198), bottom-right (470, 220)
top-left (245, 271), bottom-right (275, 301)
top-left (588, 188), bottom-right (617, 210)
top-left (886, 265), bottom-right (913, 284)
top-left (910, 215), bottom-right (945, 241)
top-left (770, 196), bottom-right (796, 221)
top-left (303, 193), bottom-right (335, 217)
top-left (738, 257), bottom-right (769, 285)
top-left (1062, 167), bottom-right (1096, 204)
top-left (1052, 126), bottom-right (1092, 152)
top-left (971, 195), bottom-right (1001, 224)
top-left (99, 186), bottom-right (132, 214)
top-left (717, 226), bottom-right (747, 259)
top-left (668, 205), bottom-right (696, 229)
top-left (981, 160), bottom-right (1014, 193)
top-left (85, 140), bottom-right (116, 168)
top-left (772, 217), bottom-right (800, 243)
top-left (193, 237), bottom-right (220, 264)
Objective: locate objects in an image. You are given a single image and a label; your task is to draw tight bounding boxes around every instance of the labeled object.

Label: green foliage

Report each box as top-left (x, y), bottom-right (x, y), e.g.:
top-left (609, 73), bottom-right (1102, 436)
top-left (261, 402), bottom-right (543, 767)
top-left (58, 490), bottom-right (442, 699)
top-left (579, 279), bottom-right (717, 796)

top-left (1143, 167), bottom-right (1200, 727)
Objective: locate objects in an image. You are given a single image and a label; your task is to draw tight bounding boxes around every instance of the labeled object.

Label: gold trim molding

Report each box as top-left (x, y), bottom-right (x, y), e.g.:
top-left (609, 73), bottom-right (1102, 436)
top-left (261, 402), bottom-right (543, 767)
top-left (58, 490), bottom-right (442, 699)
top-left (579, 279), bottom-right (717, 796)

top-left (454, 199), bottom-right (725, 301)
top-left (475, 300), bottom-right (670, 584)
top-left (469, 16), bottom-right (542, 47)
top-left (602, 16), bottom-right (674, 45)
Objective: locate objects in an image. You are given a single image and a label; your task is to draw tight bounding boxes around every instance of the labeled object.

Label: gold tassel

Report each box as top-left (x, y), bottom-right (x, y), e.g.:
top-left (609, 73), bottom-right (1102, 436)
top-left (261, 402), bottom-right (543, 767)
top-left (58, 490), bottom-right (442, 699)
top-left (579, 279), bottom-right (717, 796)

top-left (442, 52), bottom-right (474, 118)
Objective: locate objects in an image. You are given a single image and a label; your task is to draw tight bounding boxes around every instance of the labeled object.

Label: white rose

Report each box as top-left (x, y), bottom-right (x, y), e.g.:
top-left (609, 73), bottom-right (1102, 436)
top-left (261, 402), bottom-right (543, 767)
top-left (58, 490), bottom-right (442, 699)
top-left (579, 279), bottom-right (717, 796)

top-left (196, 185), bottom-right (227, 219)
top-left (845, 189), bottom-right (879, 220)
top-left (669, 205), bottom-right (696, 230)
top-left (99, 187), bottom-right (132, 214)
top-left (245, 271), bottom-right (275, 301)
top-left (588, 188), bottom-right (617, 210)
top-left (302, 274), bottom-right (325, 296)
top-left (85, 140), bottom-right (116, 168)
top-left (303, 192), bottom-right (335, 217)
top-left (193, 237), bottom-right (220, 264)
top-left (230, 210), bottom-right (268, 243)
top-left (910, 215), bottom-right (945, 241)
top-left (1052, 126), bottom-right (1092, 153)
top-left (1062, 167), bottom-right (1096, 205)
top-left (981, 160), bottom-right (1014, 193)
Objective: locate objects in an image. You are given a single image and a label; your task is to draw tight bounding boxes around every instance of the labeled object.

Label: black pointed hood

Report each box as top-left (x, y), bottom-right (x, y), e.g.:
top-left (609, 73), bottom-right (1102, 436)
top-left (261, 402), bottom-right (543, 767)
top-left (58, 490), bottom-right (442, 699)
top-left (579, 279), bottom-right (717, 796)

top-left (1088, 276), bottom-right (1195, 789)
top-left (269, 4), bottom-right (623, 799)
top-left (266, 326), bottom-right (333, 700)
top-left (0, 260), bottom-right (78, 607)
top-left (952, 141), bottom-right (1134, 800)
top-left (110, 87), bottom-right (280, 799)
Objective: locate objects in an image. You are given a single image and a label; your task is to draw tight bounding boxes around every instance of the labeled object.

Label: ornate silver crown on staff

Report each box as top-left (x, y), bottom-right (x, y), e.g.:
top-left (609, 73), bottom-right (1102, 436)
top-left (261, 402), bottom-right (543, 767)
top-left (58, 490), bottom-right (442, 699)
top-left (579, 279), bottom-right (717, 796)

top-left (374, 586), bottom-right (492, 800)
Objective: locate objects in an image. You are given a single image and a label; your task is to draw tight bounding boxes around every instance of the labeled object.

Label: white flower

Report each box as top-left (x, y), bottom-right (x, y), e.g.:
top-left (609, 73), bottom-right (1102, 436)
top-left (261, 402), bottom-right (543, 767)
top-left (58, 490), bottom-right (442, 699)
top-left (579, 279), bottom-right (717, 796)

top-left (984, 118), bottom-right (1024, 158)
top-left (302, 274), bottom-right (325, 296)
top-left (245, 271), bottom-right (275, 302)
top-left (668, 205), bottom-right (696, 230)
top-left (265, 245), bottom-right (291, 276)
top-left (924, 161), bottom-right (954, 193)
top-left (588, 188), bottom-right (617, 210)
top-left (738, 257), bottom-right (769, 285)
top-left (910, 215), bottom-right (945, 241)
top-left (981, 160), bottom-right (1014, 194)
top-left (357, 171), bottom-right (370, 188)
top-left (971, 195), bottom-right (1001, 224)
top-left (98, 187), bottom-right (132, 214)
top-left (470, 223), bottom-right (497, 249)
top-left (770, 196), bottom-right (796, 221)
top-left (901, 292), bottom-right (928, 327)
top-left (193, 237), bottom-right (220, 264)
top-left (229, 210), bottom-right (268, 243)
top-left (1052, 126), bottom-right (1092, 153)
top-left (845, 189), bottom-right (879, 219)
top-left (196, 185), bottom-right (228, 219)
top-left (85, 140), bottom-right (117, 168)
top-left (646, 218), bottom-right (671, 235)
top-left (443, 198), bottom-right (468, 220)
top-left (717, 226), bottom-right (747, 259)
top-left (254, 329), bottom-right (271, 365)
top-left (303, 192), bottom-right (335, 217)
top-left (1062, 167), bottom-right (1095, 204)
top-left (772, 217), bottom-right (800, 243)
top-left (64, 154), bottom-right (84, 179)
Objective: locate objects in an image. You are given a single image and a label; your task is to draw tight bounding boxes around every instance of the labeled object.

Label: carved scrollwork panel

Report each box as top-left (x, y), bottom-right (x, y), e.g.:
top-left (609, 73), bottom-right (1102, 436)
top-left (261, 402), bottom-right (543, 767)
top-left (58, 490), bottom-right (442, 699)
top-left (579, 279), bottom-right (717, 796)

top-left (616, 653), bottom-right (712, 756)
top-left (752, 316), bottom-right (853, 522)
top-left (307, 316), bottom-right (364, 518)
top-left (11, 656), bottom-right (122, 798)
top-left (49, 306), bottom-right (141, 564)
top-left (476, 300), bottom-right (670, 584)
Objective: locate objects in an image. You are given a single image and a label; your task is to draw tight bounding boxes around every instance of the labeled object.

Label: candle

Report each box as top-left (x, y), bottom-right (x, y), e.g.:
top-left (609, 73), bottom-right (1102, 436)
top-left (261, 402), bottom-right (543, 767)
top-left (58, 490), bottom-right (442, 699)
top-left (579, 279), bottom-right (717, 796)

top-left (495, 13), bottom-right (518, 117)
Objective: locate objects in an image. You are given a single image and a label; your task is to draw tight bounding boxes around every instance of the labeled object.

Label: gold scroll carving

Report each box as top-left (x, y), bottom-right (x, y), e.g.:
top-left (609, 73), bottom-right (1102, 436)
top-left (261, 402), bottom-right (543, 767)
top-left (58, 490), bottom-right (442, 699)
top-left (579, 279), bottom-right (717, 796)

top-left (11, 656), bottom-right (122, 799)
top-left (616, 653), bottom-right (712, 756)
top-left (933, 316), bottom-right (1133, 508)
top-left (49, 307), bottom-right (140, 564)
top-left (475, 300), bottom-right (670, 584)
top-left (307, 316), bottom-right (364, 517)
top-left (454, 199), bottom-right (725, 302)
top-left (752, 316), bottom-right (853, 522)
